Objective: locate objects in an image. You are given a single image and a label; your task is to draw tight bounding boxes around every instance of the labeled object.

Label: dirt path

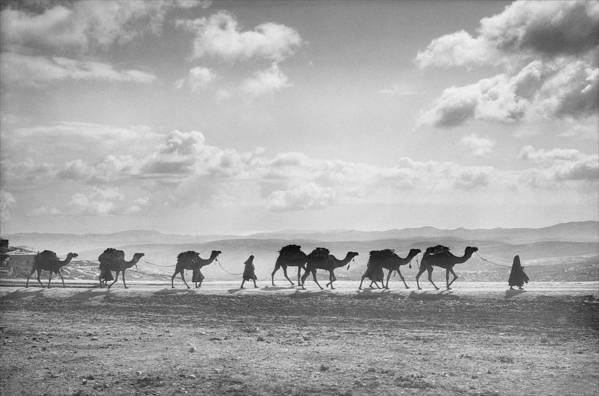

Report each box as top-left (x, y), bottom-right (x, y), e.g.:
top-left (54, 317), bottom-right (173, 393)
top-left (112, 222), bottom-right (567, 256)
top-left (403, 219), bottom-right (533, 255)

top-left (1, 285), bottom-right (598, 395)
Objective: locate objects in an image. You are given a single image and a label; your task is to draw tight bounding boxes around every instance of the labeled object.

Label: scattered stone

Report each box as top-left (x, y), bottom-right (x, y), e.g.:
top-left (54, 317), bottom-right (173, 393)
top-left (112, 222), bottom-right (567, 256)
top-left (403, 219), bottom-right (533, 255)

top-left (91, 337), bottom-right (99, 341)
top-left (367, 367), bottom-right (376, 373)
top-left (209, 337), bottom-right (221, 341)
top-left (189, 347), bottom-right (196, 353)
top-left (136, 371), bottom-right (143, 376)
top-left (303, 336), bottom-right (310, 341)
top-left (188, 374), bottom-right (196, 379)
top-left (471, 375), bottom-right (478, 379)
top-left (81, 379), bottom-right (87, 385)
top-left (319, 364), bottom-right (329, 372)
top-left (257, 336), bottom-right (265, 342)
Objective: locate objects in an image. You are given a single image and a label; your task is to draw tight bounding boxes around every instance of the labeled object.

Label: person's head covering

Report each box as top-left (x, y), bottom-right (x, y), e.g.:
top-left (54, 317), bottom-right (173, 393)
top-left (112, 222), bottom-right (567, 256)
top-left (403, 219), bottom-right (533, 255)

top-left (513, 255), bottom-right (521, 267)
top-left (244, 255), bottom-right (254, 264)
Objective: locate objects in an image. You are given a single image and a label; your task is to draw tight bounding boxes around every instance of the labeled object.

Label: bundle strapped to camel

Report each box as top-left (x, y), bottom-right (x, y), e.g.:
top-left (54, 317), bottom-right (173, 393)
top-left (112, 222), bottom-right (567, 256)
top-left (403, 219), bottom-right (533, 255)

top-left (99, 248), bottom-right (125, 261)
top-left (369, 249), bottom-right (395, 259)
top-left (308, 247), bottom-right (330, 260)
top-left (429, 245), bottom-right (450, 256)
top-left (37, 250), bottom-right (58, 261)
top-left (279, 245), bottom-right (302, 255)
top-left (177, 251), bottom-right (199, 261)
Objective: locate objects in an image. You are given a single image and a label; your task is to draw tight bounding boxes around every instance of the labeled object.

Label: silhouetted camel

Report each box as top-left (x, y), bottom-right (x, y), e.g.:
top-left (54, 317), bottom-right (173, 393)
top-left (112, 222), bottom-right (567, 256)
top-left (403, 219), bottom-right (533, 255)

top-left (415, 245), bottom-right (478, 290)
top-left (98, 248), bottom-right (144, 289)
top-left (271, 245), bottom-right (307, 286)
top-left (359, 250), bottom-right (387, 290)
top-left (301, 250), bottom-right (358, 289)
top-left (379, 248), bottom-right (421, 289)
top-left (171, 250), bottom-right (221, 289)
top-left (26, 250), bottom-right (78, 288)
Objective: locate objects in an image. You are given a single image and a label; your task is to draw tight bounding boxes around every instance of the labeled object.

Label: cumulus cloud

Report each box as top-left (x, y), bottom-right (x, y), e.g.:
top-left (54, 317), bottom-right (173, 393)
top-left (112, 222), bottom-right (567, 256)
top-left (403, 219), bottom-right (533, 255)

top-left (177, 11), bottom-right (302, 62)
top-left (460, 134), bottom-right (495, 157)
top-left (1, 0), bottom-right (211, 53)
top-left (416, 0), bottom-right (599, 128)
top-left (0, 190), bottom-right (16, 222)
top-left (418, 59), bottom-right (598, 127)
top-left (416, 1), bottom-right (599, 69)
top-left (519, 145), bottom-right (598, 183)
top-left (174, 66), bottom-right (215, 93)
top-left (6, 126), bottom-right (596, 216)
top-left (1, 52), bottom-right (156, 86)
top-left (241, 63), bottom-right (292, 98)
top-left (267, 183), bottom-right (336, 211)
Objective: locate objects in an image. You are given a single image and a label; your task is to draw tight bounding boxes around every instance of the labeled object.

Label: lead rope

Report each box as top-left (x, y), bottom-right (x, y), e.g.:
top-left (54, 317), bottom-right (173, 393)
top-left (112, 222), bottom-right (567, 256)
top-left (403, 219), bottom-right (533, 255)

top-left (215, 259), bottom-right (244, 276)
top-left (475, 252), bottom-right (512, 268)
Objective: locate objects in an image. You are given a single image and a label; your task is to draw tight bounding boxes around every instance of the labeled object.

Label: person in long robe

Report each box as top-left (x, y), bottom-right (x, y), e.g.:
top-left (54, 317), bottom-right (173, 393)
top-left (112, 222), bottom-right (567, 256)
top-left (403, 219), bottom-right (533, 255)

top-left (508, 255), bottom-right (529, 290)
top-left (241, 255), bottom-right (258, 289)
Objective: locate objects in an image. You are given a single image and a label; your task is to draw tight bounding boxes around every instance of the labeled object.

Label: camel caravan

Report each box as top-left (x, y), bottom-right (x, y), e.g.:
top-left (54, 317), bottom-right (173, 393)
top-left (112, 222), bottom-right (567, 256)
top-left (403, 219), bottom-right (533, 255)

top-left (24, 243), bottom-right (483, 291)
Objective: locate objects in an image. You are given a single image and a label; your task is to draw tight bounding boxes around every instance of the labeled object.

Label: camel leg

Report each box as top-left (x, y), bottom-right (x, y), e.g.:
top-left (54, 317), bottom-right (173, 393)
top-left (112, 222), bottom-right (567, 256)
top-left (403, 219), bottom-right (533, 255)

top-left (397, 269), bottom-right (409, 289)
top-left (312, 271), bottom-right (323, 290)
top-left (108, 272), bottom-right (120, 289)
top-left (171, 271), bottom-right (178, 288)
top-left (282, 266), bottom-right (294, 286)
top-left (241, 280), bottom-right (245, 289)
top-left (36, 269), bottom-right (43, 287)
top-left (180, 271), bottom-right (190, 289)
top-left (358, 276), bottom-right (366, 290)
top-left (385, 270), bottom-right (393, 289)
top-left (445, 269), bottom-right (450, 290)
top-left (326, 271), bottom-right (334, 288)
top-left (297, 266), bottom-right (302, 286)
top-left (122, 270), bottom-right (127, 289)
top-left (447, 268), bottom-right (458, 289)
top-left (330, 272), bottom-right (337, 289)
top-left (271, 265), bottom-right (279, 286)
top-left (427, 267), bottom-right (439, 290)
top-left (197, 279), bottom-right (203, 289)
top-left (26, 267), bottom-right (36, 288)
top-left (253, 279), bottom-right (258, 288)
top-left (415, 266), bottom-right (427, 290)
top-left (59, 270), bottom-right (66, 288)
top-left (47, 271), bottom-right (53, 288)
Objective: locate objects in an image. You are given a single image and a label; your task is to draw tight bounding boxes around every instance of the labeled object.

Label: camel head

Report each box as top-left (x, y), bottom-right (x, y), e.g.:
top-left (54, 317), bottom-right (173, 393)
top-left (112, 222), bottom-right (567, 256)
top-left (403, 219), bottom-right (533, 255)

top-left (67, 252), bottom-right (79, 259)
top-left (131, 253), bottom-right (144, 269)
top-left (407, 248), bottom-right (421, 268)
top-left (465, 246), bottom-right (478, 256)
top-left (210, 250), bottom-right (222, 261)
top-left (346, 251), bottom-right (359, 270)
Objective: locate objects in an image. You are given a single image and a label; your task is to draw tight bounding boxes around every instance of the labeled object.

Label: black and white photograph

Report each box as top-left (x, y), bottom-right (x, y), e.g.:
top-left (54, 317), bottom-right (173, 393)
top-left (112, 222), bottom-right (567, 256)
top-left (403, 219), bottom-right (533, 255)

top-left (0, 0), bottom-right (598, 394)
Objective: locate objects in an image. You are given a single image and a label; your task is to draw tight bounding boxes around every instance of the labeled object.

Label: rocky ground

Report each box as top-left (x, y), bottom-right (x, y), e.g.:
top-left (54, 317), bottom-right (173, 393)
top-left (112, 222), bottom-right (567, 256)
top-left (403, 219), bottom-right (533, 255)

top-left (1, 285), bottom-right (598, 395)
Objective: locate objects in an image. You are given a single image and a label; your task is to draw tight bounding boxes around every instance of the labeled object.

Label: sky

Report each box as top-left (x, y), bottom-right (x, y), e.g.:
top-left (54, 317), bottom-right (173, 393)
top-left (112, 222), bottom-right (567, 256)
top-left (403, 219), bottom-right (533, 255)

top-left (0, 0), bottom-right (597, 235)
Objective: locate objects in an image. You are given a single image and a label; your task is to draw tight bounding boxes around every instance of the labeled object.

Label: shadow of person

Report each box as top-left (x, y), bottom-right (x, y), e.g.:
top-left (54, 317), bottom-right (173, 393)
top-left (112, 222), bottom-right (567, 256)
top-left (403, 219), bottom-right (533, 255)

top-left (227, 288), bottom-right (242, 294)
top-left (504, 289), bottom-right (526, 299)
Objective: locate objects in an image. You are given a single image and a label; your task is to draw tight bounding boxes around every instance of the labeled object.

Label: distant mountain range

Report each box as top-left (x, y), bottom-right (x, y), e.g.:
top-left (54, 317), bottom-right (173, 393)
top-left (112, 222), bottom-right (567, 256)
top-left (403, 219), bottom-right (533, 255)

top-left (4, 221), bottom-right (598, 255)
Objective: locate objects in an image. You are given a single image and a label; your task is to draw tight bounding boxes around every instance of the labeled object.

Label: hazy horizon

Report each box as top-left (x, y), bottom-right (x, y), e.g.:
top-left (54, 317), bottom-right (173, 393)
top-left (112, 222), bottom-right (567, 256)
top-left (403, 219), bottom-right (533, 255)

top-left (1, 1), bottom-right (597, 235)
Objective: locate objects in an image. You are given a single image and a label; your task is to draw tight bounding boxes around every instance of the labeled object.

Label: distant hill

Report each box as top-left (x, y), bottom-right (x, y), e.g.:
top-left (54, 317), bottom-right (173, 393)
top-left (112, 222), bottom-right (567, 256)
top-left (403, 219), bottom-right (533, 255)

top-left (250, 221), bottom-right (599, 243)
top-left (4, 221), bottom-right (598, 255)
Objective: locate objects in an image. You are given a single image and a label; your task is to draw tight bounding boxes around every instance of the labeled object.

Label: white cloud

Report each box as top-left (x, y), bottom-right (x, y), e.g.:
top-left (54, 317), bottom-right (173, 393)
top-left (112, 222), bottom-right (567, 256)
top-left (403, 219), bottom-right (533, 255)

top-left (416, 1), bottom-right (599, 69)
top-left (1, 52), bottom-right (156, 86)
top-left (241, 63), bottom-right (292, 98)
top-left (460, 134), bottom-right (495, 157)
top-left (175, 66), bottom-right (215, 93)
top-left (0, 190), bottom-right (16, 222)
top-left (519, 145), bottom-right (598, 183)
top-left (418, 60), bottom-right (598, 127)
top-left (267, 183), bottom-right (336, 211)
top-left (177, 11), bottom-right (302, 62)
top-left (1, 0), bottom-right (211, 53)
top-left (416, 0), bottom-right (599, 128)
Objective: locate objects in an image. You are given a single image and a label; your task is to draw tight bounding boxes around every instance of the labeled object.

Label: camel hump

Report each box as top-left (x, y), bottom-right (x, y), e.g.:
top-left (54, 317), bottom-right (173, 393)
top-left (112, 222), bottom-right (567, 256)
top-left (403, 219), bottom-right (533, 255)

top-left (369, 249), bottom-right (394, 259)
top-left (37, 250), bottom-right (58, 260)
top-left (430, 245), bottom-right (451, 255)
top-left (99, 248), bottom-right (124, 261)
top-left (279, 245), bottom-right (302, 255)
top-left (177, 251), bottom-right (199, 260)
top-left (308, 247), bottom-right (329, 260)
